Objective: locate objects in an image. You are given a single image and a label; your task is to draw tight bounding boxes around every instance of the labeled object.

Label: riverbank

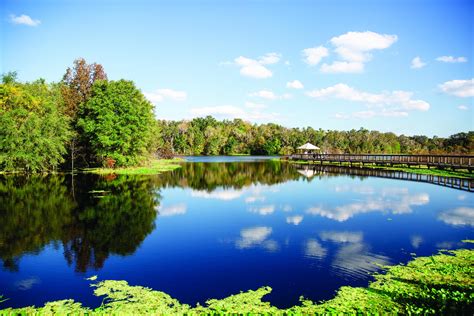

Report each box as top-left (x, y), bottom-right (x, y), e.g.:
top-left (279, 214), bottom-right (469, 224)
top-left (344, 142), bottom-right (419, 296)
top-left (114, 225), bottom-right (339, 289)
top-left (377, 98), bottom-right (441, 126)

top-left (83, 159), bottom-right (183, 175)
top-left (286, 159), bottom-right (474, 179)
top-left (2, 243), bottom-right (472, 314)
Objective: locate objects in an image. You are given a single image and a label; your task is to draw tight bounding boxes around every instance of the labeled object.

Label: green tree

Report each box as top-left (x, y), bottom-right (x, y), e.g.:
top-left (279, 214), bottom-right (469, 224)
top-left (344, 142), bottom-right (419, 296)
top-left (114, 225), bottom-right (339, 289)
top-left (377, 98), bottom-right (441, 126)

top-left (77, 80), bottom-right (155, 167)
top-left (0, 80), bottom-right (72, 172)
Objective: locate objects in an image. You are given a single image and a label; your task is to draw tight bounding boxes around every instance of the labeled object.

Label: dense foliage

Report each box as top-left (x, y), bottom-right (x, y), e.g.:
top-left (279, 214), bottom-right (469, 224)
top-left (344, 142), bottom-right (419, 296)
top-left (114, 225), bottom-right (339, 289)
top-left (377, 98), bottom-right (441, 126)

top-left (0, 59), bottom-right (157, 172)
top-left (1, 247), bottom-right (472, 314)
top-left (78, 80), bottom-right (156, 166)
top-left (157, 117), bottom-right (474, 156)
top-left (0, 78), bottom-right (72, 172)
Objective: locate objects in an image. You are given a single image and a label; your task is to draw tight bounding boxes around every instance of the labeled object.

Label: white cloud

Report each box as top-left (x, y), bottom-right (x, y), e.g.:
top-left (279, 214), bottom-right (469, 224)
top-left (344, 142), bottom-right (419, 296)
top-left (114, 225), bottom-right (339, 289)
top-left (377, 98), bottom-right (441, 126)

top-left (10, 14), bottom-right (41, 26)
top-left (332, 243), bottom-right (390, 279)
top-left (286, 80), bottom-right (304, 89)
top-left (410, 235), bottom-right (423, 249)
top-left (411, 56), bottom-right (426, 69)
top-left (319, 231), bottom-right (363, 243)
top-left (233, 53), bottom-right (281, 79)
top-left (438, 207), bottom-right (474, 227)
top-left (286, 215), bottom-right (304, 225)
top-left (156, 89), bottom-right (187, 101)
top-left (144, 88), bottom-right (187, 103)
top-left (306, 192), bottom-right (429, 222)
top-left (330, 31), bottom-right (398, 62)
top-left (436, 56), bottom-right (467, 63)
top-left (249, 90), bottom-right (278, 100)
top-left (304, 239), bottom-right (327, 259)
top-left (307, 83), bottom-right (430, 117)
top-left (436, 241), bottom-right (463, 249)
top-left (351, 109), bottom-right (408, 119)
top-left (336, 184), bottom-right (376, 195)
top-left (236, 226), bottom-right (271, 248)
top-left (320, 61), bottom-right (364, 74)
top-left (15, 277), bottom-right (41, 290)
top-left (234, 56), bottom-right (272, 79)
top-left (249, 90), bottom-right (292, 100)
top-left (258, 52), bottom-right (281, 65)
top-left (191, 189), bottom-right (243, 200)
top-left (302, 46), bottom-right (329, 66)
top-left (157, 203), bottom-right (187, 217)
top-left (439, 79), bottom-right (474, 97)
top-left (458, 105), bottom-right (469, 110)
top-left (236, 226), bottom-right (279, 252)
top-left (318, 31), bottom-right (397, 73)
top-left (245, 102), bottom-right (267, 110)
top-left (249, 205), bottom-right (275, 215)
top-left (245, 195), bottom-right (265, 203)
top-left (144, 92), bottom-right (164, 103)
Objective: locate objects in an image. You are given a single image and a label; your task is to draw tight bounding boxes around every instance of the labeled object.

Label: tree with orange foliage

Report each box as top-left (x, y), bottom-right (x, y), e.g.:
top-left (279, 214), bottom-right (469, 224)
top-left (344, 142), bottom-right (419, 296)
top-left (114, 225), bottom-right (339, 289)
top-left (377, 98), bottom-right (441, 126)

top-left (61, 58), bottom-right (107, 170)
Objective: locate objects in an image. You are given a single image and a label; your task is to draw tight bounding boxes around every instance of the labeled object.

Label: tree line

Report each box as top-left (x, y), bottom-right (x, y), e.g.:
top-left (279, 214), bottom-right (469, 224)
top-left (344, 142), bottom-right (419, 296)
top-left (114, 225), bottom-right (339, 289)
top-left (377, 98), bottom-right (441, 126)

top-left (1, 58), bottom-right (472, 172)
top-left (156, 117), bottom-right (473, 156)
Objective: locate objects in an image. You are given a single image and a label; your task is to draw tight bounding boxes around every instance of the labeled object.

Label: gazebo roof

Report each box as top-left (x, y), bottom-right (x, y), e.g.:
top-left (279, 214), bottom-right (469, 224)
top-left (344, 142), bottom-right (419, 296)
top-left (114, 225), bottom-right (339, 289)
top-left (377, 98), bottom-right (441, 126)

top-left (297, 143), bottom-right (320, 150)
top-left (297, 169), bottom-right (316, 178)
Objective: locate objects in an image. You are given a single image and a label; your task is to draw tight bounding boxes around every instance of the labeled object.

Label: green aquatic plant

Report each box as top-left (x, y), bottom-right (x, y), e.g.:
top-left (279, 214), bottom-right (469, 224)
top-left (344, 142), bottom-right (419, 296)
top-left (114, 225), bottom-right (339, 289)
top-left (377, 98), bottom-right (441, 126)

top-left (1, 248), bottom-right (473, 314)
top-left (92, 280), bottom-right (192, 314)
top-left (84, 159), bottom-right (182, 175)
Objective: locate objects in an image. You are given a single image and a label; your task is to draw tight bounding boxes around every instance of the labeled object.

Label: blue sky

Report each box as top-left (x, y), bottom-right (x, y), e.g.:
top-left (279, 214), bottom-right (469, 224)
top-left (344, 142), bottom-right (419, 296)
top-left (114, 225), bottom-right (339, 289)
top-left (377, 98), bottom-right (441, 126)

top-left (1, 0), bottom-right (473, 136)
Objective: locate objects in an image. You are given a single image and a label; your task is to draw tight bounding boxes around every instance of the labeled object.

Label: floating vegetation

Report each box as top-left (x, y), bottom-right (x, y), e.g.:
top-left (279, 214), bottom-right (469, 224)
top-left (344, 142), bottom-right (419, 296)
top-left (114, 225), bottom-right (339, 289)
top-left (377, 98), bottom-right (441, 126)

top-left (84, 159), bottom-right (183, 176)
top-left (1, 247), bottom-right (473, 314)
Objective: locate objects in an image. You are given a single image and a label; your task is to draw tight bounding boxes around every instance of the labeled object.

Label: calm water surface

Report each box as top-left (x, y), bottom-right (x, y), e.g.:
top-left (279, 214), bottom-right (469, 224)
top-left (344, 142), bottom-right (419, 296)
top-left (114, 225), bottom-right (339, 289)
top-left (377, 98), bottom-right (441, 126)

top-left (0, 158), bottom-right (472, 309)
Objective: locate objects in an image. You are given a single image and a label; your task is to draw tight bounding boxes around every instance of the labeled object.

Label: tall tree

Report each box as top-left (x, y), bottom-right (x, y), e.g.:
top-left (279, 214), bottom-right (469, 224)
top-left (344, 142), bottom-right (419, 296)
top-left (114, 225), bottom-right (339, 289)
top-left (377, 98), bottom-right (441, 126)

top-left (61, 58), bottom-right (107, 169)
top-left (78, 80), bottom-right (155, 166)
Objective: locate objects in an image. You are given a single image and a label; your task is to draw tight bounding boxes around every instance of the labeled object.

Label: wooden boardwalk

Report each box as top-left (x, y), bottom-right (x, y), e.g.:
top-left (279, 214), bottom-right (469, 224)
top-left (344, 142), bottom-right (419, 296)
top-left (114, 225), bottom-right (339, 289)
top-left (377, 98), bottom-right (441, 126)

top-left (294, 164), bottom-right (474, 192)
top-left (288, 154), bottom-right (474, 172)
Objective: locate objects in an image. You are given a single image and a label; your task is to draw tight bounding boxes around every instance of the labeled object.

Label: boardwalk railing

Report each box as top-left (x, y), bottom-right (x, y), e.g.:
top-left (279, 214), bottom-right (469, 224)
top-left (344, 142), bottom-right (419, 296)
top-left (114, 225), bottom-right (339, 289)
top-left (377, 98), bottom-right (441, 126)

top-left (289, 154), bottom-right (474, 171)
top-left (294, 164), bottom-right (474, 192)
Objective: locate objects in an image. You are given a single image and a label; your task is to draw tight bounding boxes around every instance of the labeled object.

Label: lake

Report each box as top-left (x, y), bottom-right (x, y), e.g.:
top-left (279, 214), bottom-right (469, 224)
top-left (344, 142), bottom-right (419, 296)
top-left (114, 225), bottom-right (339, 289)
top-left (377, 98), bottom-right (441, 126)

top-left (0, 157), bottom-right (473, 309)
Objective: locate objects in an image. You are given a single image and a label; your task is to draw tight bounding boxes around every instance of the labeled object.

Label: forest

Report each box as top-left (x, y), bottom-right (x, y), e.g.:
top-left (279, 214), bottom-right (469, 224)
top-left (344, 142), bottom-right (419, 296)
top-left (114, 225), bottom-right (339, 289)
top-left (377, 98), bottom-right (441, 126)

top-left (1, 58), bottom-right (473, 172)
top-left (157, 117), bottom-right (473, 156)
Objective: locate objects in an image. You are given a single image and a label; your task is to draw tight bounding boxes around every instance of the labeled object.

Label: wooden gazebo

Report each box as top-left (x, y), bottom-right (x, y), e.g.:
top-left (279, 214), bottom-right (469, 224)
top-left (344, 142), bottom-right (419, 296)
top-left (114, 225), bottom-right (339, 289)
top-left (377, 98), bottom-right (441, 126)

top-left (296, 143), bottom-right (320, 154)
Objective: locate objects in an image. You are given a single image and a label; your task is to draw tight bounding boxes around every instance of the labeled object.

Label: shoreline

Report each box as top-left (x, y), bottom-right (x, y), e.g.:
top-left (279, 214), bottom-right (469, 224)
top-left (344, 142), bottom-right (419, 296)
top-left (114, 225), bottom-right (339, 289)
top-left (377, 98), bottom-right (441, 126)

top-left (1, 156), bottom-right (473, 179)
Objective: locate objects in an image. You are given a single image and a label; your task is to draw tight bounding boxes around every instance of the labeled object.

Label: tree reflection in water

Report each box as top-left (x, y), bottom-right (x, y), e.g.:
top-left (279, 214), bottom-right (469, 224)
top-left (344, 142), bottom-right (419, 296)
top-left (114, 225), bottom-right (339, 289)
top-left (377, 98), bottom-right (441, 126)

top-left (0, 174), bottom-right (159, 272)
top-left (2, 160), bottom-right (444, 273)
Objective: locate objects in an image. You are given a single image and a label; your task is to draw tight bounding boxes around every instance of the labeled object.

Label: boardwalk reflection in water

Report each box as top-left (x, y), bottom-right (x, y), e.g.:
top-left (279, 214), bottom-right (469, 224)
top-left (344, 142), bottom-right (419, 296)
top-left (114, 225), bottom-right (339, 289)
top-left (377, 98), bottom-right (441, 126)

top-left (293, 163), bottom-right (474, 191)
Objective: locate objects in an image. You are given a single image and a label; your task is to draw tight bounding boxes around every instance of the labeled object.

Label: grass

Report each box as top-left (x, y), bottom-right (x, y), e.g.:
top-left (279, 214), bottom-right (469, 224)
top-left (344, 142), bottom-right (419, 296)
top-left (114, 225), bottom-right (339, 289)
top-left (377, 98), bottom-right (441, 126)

top-left (286, 159), bottom-right (474, 179)
top-left (83, 159), bottom-right (183, 175)
top-left (1, 243), bottom-right (473, 314)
